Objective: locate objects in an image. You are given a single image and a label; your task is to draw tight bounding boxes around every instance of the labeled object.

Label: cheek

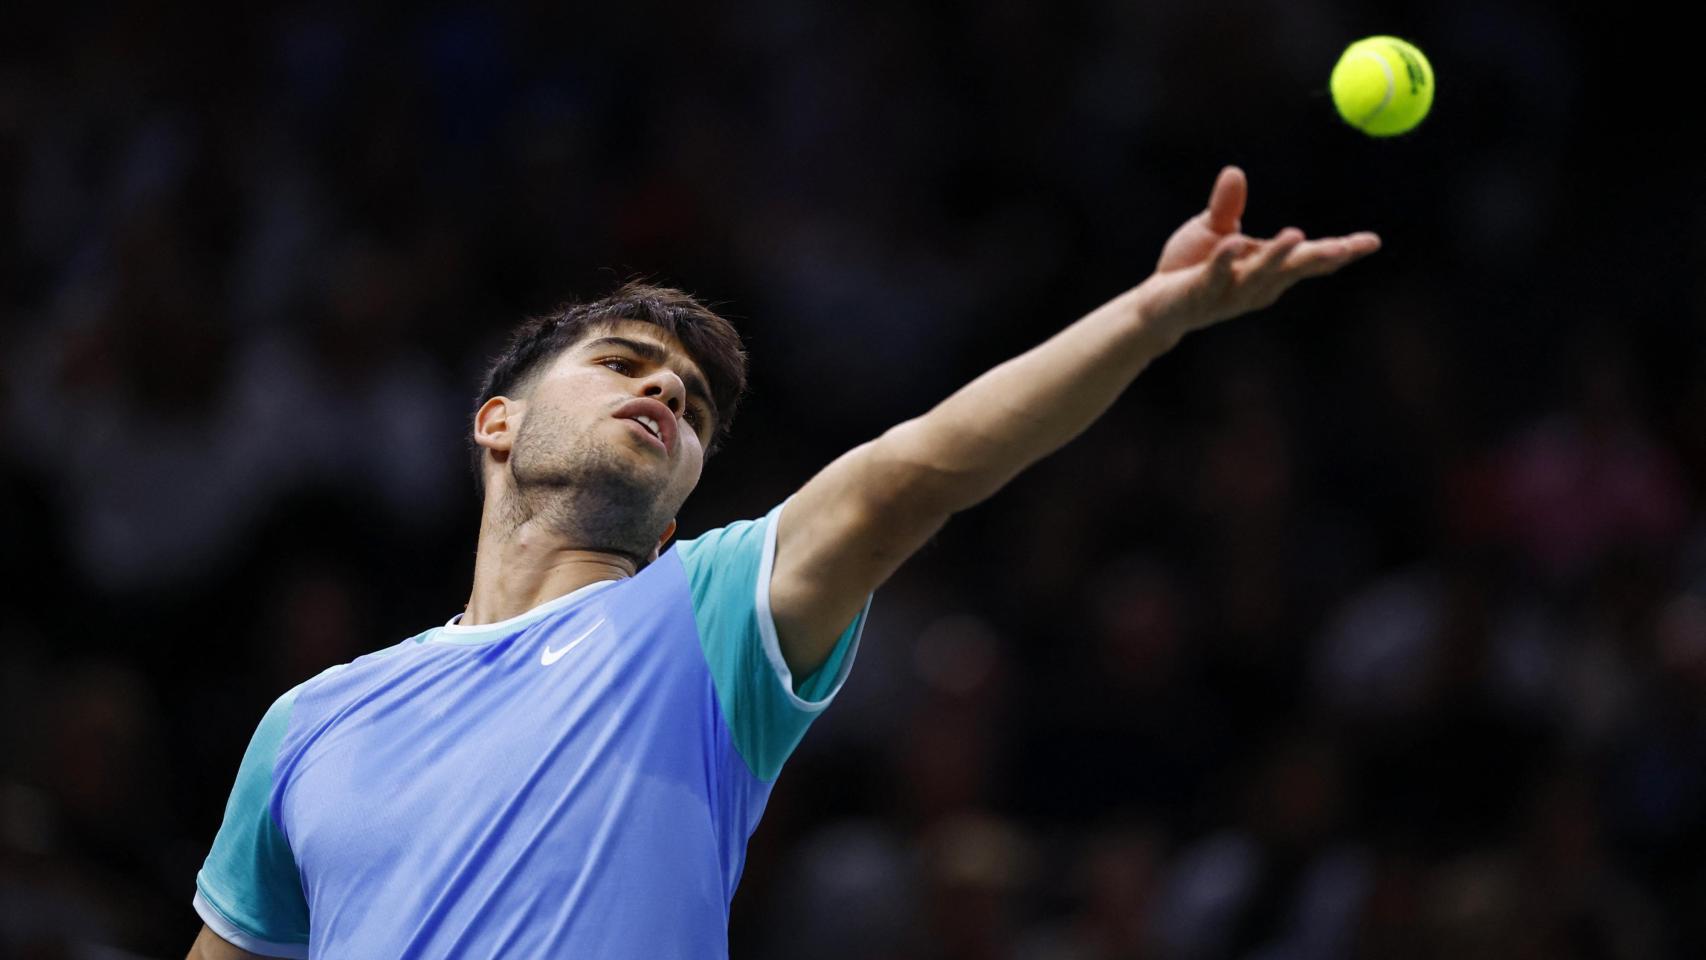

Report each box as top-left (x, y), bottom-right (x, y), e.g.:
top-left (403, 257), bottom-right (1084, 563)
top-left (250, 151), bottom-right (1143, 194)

top-left (515, 403), bottom-right (592, 462)
top-left (514, 407), bottom-right (562, 451)
top-left (673, 443), bottom-right (706, 490)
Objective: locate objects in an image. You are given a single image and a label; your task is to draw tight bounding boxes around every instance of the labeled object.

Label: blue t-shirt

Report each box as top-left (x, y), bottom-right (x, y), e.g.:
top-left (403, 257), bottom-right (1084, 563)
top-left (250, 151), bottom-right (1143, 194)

top-left (193, 502), bottom-right (866, 958)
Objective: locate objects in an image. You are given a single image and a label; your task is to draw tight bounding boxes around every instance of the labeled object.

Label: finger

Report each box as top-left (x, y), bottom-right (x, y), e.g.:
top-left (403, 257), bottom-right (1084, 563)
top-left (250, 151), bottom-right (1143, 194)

top-left (1245, 227), bottom-right (1305, 278)
top-left (1346, 231), bottom-right (1382, 255)
top-left (1205, 166), bottom-right (1246, 235)
top-left (1205, 234), bottom-right (1248, 289)
top-left (1320, 232), bottom-right (1381, 257)
top-left (1281, 232), bottom-right (1382, 278)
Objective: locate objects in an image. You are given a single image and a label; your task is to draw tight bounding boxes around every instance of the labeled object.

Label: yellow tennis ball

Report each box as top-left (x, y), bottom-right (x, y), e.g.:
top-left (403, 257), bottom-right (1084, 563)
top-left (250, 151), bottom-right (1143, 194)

top-left (1330, 36), bottom-right (1435, 137)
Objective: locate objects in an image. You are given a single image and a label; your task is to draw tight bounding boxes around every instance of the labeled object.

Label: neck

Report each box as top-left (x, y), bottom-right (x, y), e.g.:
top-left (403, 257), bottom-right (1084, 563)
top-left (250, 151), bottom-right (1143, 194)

top-left (461, 492), bottom-right (639, 626)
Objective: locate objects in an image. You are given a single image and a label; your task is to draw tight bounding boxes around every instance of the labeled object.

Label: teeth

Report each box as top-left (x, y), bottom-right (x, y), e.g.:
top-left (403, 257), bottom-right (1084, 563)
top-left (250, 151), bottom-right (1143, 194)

top-left (635, 415), bottom-right (661, 440)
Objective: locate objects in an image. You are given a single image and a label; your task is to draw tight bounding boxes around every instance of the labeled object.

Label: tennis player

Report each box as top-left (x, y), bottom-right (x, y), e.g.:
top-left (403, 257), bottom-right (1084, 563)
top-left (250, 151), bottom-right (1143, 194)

top-left (187, 168), bottom-right (1378, 958)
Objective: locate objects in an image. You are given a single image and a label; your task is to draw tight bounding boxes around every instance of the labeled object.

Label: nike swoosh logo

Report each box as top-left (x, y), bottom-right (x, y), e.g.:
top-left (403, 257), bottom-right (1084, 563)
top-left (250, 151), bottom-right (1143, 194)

top-left (541, 618), bottom-right (606, 666)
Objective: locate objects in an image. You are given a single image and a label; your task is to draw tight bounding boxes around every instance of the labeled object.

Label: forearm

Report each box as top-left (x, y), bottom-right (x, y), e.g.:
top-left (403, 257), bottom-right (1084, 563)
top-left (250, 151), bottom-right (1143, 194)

top-left (772, 172), bottom-right (1377, 672)
top-left (768, 283), bottom-right (1177, 669)
top-left (878, 281), bottom-right (1181, 516)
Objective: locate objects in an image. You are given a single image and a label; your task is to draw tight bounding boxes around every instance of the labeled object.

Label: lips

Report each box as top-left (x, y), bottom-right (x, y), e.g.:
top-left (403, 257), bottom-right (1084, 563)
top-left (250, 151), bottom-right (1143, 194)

top-left (612, 397), bottom-right (677, 455)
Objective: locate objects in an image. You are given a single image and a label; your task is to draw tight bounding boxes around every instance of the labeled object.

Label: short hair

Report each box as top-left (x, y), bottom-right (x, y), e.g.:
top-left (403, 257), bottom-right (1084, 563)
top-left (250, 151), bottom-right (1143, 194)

top-left (469, 281), bottom-right (748, 494)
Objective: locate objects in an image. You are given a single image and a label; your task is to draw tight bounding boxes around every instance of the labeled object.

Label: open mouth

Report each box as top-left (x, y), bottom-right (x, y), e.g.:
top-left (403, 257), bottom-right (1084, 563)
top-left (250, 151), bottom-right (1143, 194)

top-left (632, 414), bottom-right (662, 441)
top-left (614, 398), bottom-right (675, 454)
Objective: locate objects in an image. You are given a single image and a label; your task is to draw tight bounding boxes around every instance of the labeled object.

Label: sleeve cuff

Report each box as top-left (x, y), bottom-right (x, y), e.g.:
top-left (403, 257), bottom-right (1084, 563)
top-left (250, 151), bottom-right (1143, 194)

top-left (754, 498), bottom-right (867, 712)
top-left (193, 886), bottom-right (310, 959)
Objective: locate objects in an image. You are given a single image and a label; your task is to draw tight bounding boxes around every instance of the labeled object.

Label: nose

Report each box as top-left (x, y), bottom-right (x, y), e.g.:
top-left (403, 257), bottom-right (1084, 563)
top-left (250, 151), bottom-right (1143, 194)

top-left (639, 368), bottom-right (686, 416)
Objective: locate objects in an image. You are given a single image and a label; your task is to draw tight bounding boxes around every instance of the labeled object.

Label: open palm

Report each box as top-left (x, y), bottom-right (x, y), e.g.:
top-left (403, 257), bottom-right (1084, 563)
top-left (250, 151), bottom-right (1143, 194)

top-left (1141, 167), bottom-right (1381, 340)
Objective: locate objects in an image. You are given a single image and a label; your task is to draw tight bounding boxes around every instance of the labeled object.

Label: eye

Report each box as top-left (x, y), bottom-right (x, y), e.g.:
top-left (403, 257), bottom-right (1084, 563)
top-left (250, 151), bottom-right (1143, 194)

top-left (599, 357), bottom-right (634, 374)
top-left (683, 406), bottom-right (704, 429)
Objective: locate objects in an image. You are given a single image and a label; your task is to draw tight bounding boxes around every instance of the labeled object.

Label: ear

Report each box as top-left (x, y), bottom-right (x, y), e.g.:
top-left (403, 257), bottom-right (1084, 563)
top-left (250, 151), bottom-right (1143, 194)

top-left (473, 396), bottom-right (522, 458)
top-left (648, 519), bottom-right (678, 564)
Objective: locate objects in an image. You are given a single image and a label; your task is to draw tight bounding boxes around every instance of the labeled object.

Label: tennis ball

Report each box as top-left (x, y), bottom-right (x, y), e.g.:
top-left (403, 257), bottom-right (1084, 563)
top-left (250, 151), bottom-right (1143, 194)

top-left (1330, 36), bottom-right (1434, 137)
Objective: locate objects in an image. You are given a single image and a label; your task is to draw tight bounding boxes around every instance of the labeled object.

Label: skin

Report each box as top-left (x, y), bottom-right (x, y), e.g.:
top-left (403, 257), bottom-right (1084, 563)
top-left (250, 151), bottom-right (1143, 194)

top-left (189, 167), bottom-right (1377, 958)
top-left (460, 323), bottom-right (717, 627)
top-left (768, 166), bottom-right (1379, 669)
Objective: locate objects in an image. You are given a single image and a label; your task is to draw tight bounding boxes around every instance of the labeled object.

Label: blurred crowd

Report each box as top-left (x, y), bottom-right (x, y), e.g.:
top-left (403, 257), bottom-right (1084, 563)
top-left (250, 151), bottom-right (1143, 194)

top-left (2, 2), bottom-right (1702, 959)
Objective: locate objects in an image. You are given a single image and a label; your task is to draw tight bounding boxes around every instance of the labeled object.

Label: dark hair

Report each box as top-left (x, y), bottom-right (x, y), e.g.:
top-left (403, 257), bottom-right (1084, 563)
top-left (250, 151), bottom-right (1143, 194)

top-left (469, 281), bottom-right (748, 493)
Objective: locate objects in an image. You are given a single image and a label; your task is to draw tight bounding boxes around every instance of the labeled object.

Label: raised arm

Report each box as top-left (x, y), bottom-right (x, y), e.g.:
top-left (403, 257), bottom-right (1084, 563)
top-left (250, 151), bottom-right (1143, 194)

top-left (769, 167), bottom-right (1381, 674)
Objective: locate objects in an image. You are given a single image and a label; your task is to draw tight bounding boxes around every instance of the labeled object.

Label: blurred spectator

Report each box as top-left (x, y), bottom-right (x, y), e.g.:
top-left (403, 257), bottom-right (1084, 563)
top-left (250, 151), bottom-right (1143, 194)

top-left (2, 2), bottom-right (1702, 957)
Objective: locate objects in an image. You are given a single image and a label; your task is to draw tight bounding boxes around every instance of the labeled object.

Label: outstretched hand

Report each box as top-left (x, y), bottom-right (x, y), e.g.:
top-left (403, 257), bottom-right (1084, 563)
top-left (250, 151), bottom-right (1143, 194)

top-left (772, 171), bottom-right (1380, 680)
top-left (1139, 166), bottom-right (1380, 342)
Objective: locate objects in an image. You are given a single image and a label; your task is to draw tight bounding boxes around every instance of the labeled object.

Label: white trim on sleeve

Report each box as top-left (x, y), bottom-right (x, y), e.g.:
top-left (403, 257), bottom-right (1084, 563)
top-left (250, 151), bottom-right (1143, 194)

top-left (193, 889), bottom-right (310, 959)
top-left (754, 497), bottom-right (864, 712)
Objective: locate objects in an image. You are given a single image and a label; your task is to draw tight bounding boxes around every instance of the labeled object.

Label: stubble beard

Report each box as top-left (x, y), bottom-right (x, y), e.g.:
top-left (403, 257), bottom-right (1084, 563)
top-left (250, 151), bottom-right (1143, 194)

top-left (504, 410), bottom-right (675, 566)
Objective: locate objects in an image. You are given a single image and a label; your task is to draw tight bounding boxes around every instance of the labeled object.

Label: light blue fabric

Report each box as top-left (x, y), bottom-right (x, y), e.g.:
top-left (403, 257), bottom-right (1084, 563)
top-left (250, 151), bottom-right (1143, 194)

top-left (192, 505), bottom-right (865, 958)
top-left (677, 501), bottom-right (866, 780)
top-left (195, 687), bottom-right (311, 956)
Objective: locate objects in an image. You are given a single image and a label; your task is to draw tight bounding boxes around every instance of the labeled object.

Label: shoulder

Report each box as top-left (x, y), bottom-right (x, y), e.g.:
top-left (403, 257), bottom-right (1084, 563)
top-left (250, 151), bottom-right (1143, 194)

top-left (675, 503), bottom-right (785, 573)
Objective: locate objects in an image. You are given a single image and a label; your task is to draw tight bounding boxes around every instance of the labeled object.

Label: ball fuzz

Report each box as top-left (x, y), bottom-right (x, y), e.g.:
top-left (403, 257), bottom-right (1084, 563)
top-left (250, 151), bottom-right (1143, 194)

top-left (1330, 36), bottom-right (1434, 137)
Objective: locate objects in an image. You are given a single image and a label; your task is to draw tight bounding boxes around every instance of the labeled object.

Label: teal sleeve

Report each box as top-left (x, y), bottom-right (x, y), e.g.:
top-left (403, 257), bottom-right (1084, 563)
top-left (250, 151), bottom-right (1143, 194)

top-left (677, 500), bottom-right (869, 781)
top-left (193, 688), bottom-right (311, 956)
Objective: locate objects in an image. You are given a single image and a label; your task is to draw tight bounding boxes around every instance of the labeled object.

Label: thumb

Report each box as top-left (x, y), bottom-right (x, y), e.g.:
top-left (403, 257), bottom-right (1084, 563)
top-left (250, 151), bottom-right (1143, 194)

top-left (1206, 166), bottom-right (1247, 235)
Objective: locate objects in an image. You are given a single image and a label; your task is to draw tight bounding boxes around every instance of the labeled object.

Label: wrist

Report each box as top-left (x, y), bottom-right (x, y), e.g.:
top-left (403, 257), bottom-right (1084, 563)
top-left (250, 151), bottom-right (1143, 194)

top-left (1122, 278), bottom-right (1192, 357)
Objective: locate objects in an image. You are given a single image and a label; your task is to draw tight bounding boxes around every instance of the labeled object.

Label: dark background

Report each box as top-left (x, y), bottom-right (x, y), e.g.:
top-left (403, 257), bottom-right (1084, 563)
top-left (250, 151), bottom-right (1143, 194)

top-left (3, 2), bottom-right (1703, 958)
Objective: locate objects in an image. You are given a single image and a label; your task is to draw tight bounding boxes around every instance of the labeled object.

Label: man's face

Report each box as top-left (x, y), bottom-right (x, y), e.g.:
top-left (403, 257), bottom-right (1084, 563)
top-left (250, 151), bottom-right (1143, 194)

top-left (502, 321), bottom-right (717, 558)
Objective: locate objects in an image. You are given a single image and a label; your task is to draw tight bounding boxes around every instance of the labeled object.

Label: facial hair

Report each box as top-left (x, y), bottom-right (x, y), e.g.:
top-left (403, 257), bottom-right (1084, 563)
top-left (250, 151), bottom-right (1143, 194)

top-left (504, 403), bottom-right (675, 565)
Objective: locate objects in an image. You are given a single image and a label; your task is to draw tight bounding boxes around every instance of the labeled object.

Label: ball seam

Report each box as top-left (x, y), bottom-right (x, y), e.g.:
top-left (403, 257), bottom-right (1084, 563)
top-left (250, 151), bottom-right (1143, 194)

top-left (1354, 49), bottom-right (1397, 127)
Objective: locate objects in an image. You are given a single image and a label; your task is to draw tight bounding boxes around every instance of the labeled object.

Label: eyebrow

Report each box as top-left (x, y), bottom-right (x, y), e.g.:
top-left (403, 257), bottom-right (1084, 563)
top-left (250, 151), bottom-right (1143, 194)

top-left (582, 335), bottom-right (716, 421)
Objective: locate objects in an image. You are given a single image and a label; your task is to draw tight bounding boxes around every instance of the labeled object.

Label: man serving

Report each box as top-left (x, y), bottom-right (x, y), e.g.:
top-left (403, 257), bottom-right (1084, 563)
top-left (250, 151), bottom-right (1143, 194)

top-left (188, 167), bottom-right (1379, 959)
